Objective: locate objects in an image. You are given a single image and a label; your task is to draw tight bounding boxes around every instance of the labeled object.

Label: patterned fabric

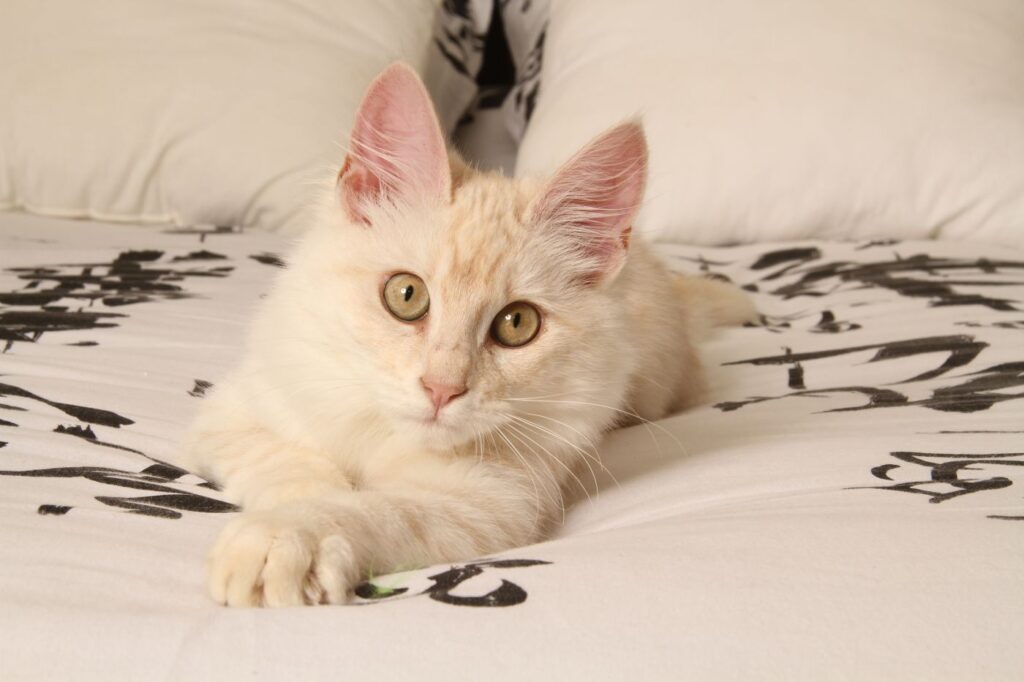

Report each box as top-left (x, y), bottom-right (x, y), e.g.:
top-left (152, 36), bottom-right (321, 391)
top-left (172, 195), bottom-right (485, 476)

top-left (498, 0), bottom-right (549, 140)
top-left (426, 0), bottom-right (548, 141)
top-left (1, 214), bottom-right (1021, 679)
top-left (424, 0), bottom-right (494, 132)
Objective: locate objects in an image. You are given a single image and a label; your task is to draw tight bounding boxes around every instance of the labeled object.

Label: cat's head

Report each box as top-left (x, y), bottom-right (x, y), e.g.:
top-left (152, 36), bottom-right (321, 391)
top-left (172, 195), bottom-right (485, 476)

top-left (276, 64), bottom-right (648, 453)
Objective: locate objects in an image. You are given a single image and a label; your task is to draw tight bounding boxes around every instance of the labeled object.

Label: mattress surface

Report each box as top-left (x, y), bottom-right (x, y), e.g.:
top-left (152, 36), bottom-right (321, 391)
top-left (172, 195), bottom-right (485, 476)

top-left (1, 213), bottom-right (1022, 680)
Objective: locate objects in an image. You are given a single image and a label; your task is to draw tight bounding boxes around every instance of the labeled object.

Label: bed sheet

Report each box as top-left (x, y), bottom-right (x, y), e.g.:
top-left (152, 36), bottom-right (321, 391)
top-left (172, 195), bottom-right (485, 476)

top-left (1, 213), bottom-right (1022, 681)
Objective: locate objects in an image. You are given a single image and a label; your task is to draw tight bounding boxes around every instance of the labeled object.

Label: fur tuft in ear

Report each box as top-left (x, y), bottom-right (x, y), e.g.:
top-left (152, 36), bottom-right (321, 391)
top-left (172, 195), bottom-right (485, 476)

top-left (339, 63), bottom-right (451, 225)
top-left (529, 121), bottom-right (648, 284)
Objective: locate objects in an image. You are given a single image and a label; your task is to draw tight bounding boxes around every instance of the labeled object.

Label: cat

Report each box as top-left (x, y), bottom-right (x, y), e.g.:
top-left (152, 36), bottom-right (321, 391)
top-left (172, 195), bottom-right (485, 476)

top-left (179, 63), bottom-right (755, 607)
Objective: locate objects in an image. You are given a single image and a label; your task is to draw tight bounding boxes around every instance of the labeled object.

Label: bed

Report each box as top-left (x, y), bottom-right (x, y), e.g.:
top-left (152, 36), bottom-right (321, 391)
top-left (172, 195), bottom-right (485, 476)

top-left (2, 211), bottom-right (1021, 680)
top-left (3, 0), bottom-right (1023, 677)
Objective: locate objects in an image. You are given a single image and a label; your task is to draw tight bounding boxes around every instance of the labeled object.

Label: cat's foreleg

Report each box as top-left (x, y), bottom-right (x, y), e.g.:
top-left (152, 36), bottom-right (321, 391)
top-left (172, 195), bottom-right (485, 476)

top-left (206, 459), bottom-right (546, 607)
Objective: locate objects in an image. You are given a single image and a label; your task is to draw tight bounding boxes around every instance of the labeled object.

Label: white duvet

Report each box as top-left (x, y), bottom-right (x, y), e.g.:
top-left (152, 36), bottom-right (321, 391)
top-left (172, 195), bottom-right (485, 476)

top-left (1, 213), bottom-right (1022, 680)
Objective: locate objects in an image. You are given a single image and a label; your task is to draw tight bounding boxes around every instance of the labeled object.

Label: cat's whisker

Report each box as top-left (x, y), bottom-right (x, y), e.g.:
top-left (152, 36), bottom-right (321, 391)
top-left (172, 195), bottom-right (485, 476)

top-left (504, 397), bottom-right (689, 459)
top-left (498, 424), bottom-right (566, 525)
top-left (503, 411), bottom-right (598, 485)
top-left (625, 400), bottom-right (667, 462)
top-left (505, 414), bottom-right (601, 493)
top-left (504, 419), bottom-right (591, 506)
top-left (506, 413), bottom-right (615, 493)
top-left (507, 426), bottom-right (565, 523)
top-left (634, 372), bottom-right (672, 393)
top-left (490, 427), bottom-right (550, 528)
top-left (514, 410), bottom-right (604, 457)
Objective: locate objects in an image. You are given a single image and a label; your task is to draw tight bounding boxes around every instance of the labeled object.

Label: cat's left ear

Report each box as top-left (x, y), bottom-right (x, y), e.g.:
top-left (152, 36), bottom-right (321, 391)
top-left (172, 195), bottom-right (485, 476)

top-left (529, 121), bottom-right (648, 284)
top-left (338, 63), bottom-right (451, 225)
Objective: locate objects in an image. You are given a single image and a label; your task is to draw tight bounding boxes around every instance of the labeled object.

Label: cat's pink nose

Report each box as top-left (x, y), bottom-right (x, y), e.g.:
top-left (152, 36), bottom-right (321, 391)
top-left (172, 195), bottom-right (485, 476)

top-left (421, 378), bottom-right (467, 414)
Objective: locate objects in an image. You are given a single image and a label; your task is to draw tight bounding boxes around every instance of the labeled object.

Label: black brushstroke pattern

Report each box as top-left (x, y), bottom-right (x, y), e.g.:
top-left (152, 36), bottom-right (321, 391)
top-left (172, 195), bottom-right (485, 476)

top-left (930, 430), bottom-right (1024, 435)
top-left (54, 423), bottom-right (146, 455)
top-left (0, 463), bottom-right (237, 519)
top-left (770, 253), bottom-right (1024, 310)
top-left (1, 248), bottom-right (235, 347)
top-left (249, 253), bottom-right (286, 268)
top-left (862, 451), bottom-right (1024, 518)
top-left (921, 362), bottom-right (1024, 413)
top-left (754, 247), bottom-right (824, 282)
top-left (0, 381), bottom-right (133, 427)
top-left (871, 464), bottom-right (899, 480)
top-left (724, 335), bottom-right (988, 384)
top-left (0, 310), bottom-right (123, 343)
top-left (717, 386), bottom-right (909, 413)
top-left (162, 225), bottom-right (241, 243)
top-left (95, 493), bottom-right (235, 519)
top-left (811, 310), bottom-right (861, 333)
top-left (856, 239), bottom-right (901, 250)
top-left (748, 315), bottom-right (790, 334)
top-left (188, 379), bottom-right (213, 398)
top-left (957, 320), bottom-right (1024, 331)
top-left (751, 247), bottom-right (822, 271)
top-left (788, 363), bottom-right (806, 389)
top-left (717, 360), bottom-right (1024, 414)
top-left (434, 0), bottom-right (487, 78)
top-left (502, 13), bottom-right (546, 130)
top-left (171, 250), bottom-right (227, 262)
top-left (355, 559), bottom-right (551, 607)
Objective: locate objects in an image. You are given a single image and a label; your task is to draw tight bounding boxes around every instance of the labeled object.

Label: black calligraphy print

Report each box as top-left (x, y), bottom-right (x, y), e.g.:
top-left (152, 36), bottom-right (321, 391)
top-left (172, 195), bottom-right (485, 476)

top-left (723, 335), bottom-right (988, 386)
top-left (0, 248), bottom-right (236, 348)
top-left (861, 451), bottom-right (1024, 520)
top-left (767, 253), bottom-right (1024, 310)
top-left (434, 0), bottom-right (488, 79)
top-left (249, 253), bottom-right (286, 268)
top-left (188, 379), bottom-right (213, 398)
top-left (957, 320), bottom-right (1024, 331)
top-left (0, 462), bottom-right (237, 520)
top-left (856, 239), bottom-right (901, 250)
top-left (171, 250), bottom-right (228, 262)
top-left (751, 246), bottom-right (824, 282)
top-left (717, 360), bottom-right (1024, 414)
top-left (0, 381), bottom-right (133, 427)
top-left (162, 225), bottom-right (241, 243)
top-left (354, 559), bottom-right (551, 607)
top-left (810, 310), bottom-right (861, 334)
top-left (717, 335), bottom-right (1024, 414)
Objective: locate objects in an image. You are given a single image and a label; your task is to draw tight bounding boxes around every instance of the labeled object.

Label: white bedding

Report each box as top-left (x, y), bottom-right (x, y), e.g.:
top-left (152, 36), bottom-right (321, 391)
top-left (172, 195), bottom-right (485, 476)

top-left (1, 213), bottom-right (1022, 680)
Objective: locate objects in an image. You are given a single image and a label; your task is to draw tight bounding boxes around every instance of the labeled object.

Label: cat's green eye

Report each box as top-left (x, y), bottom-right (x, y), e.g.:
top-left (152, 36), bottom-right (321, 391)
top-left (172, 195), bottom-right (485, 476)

top-left (383, 273), bottom-right (429, 321)
top-left (490, 302), bottom-right (541, 348)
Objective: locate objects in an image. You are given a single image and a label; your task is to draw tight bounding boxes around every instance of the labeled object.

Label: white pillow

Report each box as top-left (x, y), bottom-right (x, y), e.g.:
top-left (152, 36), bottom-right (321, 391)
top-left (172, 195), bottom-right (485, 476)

top-left (0, 0), bottom-right (440, 232)
top-left (514, 0), bottom-right (1024, 247)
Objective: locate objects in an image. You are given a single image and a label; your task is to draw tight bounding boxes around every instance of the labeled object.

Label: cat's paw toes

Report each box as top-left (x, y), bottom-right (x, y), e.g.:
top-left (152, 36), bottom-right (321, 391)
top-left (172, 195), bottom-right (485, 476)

top-left (313, 534), bottom-right (359, 605)
top-left (208, 513), bottom-right (328, 607)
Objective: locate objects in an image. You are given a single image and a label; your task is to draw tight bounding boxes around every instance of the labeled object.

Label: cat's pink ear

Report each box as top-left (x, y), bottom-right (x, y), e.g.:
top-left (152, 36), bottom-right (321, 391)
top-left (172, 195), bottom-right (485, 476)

top-left (339, 64), bottom-right (451, 224)
top-left (530, 122), bottom-right (648, 284)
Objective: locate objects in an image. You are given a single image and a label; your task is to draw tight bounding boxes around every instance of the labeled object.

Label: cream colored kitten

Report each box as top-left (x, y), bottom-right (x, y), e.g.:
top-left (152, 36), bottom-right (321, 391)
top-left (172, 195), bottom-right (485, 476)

top-left (180, 64), bottom-right (754, 607)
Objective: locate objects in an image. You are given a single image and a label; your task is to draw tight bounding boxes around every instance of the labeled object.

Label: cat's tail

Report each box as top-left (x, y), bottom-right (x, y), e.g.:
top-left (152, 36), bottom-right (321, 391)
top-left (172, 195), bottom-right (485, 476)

top-left (673, 274), bottom-right (758, 336)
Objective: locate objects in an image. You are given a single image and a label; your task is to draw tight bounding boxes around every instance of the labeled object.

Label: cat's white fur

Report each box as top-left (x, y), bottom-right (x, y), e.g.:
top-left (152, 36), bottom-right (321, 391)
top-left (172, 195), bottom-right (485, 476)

top-left (180, 64), bottom-right (755, 607)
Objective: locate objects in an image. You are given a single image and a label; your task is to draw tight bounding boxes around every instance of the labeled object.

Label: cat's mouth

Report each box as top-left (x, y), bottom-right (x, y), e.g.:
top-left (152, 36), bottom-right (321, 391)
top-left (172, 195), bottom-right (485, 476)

top-left (403, 409), bottom-right (461, 434)
top-left (397, 407), bottom-right (484, 450)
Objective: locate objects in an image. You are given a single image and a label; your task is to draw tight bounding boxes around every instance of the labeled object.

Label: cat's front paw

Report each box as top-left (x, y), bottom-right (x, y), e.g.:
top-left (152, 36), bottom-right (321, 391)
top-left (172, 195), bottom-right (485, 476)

top-left (207, 509), bottom-right (358, 607)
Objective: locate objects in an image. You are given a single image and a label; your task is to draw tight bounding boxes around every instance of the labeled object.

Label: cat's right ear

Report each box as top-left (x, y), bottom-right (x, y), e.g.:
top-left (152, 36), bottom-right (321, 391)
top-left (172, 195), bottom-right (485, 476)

top-left (338, 64), bottom-right (451, 225)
